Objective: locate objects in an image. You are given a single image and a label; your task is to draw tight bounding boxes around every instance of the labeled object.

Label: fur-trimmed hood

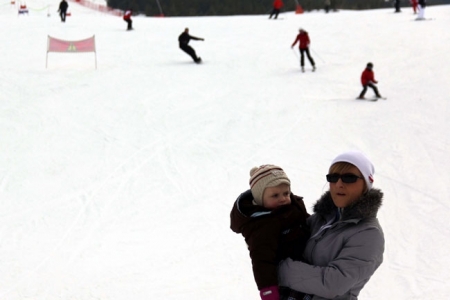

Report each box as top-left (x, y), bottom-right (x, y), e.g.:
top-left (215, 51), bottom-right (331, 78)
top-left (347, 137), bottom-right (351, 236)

top-left (313, 188), bottom-right (383, 221)
top-left (278, 188), bottom-right (385, 299)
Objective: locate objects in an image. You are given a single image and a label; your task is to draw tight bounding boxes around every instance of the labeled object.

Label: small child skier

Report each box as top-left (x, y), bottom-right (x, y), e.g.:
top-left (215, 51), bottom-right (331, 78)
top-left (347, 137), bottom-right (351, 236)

top-left (358, 62), bottom-right (383, 99)
top-left (230, 165), bottom-right (310, 300)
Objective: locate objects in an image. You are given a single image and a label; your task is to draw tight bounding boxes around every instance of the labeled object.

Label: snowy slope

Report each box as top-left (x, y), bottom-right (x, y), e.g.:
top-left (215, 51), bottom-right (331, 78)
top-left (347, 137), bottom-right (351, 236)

top-left (1, 2), bottom-right (450, 299)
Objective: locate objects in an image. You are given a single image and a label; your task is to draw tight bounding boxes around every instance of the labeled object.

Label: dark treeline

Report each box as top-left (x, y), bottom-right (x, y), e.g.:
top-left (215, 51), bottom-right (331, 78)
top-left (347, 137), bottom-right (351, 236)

top-left (106, 0), bottom-right (448, 17)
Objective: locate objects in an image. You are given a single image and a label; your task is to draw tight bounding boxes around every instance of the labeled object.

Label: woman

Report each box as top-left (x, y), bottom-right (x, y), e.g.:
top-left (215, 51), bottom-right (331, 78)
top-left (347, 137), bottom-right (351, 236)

top-left (278, 150), bottom-right (384, 300)
top-left (291, 29), bottom-right (316, 72)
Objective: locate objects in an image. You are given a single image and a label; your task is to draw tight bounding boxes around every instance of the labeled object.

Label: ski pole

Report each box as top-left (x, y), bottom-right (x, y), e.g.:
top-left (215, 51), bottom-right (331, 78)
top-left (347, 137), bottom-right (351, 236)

top-left (291, 48), bottom-right (299, 60)
top-left (310, 47), bottom-right (325, 64)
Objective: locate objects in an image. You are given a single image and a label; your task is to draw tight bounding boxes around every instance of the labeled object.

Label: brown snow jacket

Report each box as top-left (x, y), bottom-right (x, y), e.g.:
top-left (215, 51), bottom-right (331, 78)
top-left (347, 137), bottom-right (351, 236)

top-left (230, 189), bottom-right (310, 290)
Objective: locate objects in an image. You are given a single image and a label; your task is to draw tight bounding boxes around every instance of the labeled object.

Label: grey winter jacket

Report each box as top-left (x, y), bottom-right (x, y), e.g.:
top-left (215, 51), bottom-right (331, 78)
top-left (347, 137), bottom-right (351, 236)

top-left (278, 189), bottom-right (384, 299)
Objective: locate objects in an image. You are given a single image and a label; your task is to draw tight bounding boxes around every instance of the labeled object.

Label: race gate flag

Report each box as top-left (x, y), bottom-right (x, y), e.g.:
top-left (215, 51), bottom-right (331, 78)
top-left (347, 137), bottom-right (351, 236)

top-left (46, 35), bottom-right (97, 69)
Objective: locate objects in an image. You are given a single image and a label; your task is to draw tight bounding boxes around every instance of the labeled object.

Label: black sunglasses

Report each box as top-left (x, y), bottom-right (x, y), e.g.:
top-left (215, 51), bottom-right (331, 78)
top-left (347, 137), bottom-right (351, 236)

top-left (326, 173), bottom-right (363, 184)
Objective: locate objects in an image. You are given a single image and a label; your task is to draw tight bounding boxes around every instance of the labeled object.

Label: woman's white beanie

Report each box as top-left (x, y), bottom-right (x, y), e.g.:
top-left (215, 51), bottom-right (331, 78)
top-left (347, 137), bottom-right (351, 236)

top-left (249, 165), bottom-right (290, 206)
top-left (331, 151), bottom-right (375, 190)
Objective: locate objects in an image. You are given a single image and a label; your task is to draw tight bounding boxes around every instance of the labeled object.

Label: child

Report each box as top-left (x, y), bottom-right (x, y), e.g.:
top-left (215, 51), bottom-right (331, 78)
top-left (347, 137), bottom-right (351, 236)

top-left (230, 165), bottom-right (310, 300)
top-left (357, 62), bottom-right (382, 99)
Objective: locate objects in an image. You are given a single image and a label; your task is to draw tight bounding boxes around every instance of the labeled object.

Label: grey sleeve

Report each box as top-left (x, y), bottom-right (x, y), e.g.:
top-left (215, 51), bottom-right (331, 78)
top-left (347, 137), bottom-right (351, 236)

top-left (278, 227), bottom-right (384, 298)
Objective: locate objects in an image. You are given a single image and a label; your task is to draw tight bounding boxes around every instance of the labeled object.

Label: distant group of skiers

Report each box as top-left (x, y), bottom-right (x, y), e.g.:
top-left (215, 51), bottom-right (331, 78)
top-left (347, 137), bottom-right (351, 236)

top-left (113, 0), bottom-right (438, 99)
top-left (269, 0), bottom-right (385, 99)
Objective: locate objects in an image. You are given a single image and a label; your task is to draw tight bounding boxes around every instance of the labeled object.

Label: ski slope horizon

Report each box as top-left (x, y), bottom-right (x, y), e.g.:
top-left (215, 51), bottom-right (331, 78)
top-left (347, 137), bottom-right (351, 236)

top-left (1, 1), bottom-right (450, 299)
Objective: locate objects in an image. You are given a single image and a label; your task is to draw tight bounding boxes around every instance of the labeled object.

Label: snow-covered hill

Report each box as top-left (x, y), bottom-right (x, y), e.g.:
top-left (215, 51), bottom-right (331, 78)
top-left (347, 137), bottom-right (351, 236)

top-left (1, 2), bottom-right (450, 299)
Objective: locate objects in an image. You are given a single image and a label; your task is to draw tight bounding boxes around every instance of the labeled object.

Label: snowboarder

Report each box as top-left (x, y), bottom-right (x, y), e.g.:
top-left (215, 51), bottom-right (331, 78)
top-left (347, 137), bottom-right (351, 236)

top-left (357, 62), bottom-right (382, 99)
top-left (178, 28), bottom-right (204, 64)
top-left (58, 0), bottom-right (68, 22)
top-left (291, 28), bottom-right (316, 72)
top-left (417, 0), bottom-right (426, 19)
top-left (123, 9), bottom-right (133, 30)
top-left (230, 165), bottom-right (310, 300)
top-left (269, 0), bottom-right (283, 19)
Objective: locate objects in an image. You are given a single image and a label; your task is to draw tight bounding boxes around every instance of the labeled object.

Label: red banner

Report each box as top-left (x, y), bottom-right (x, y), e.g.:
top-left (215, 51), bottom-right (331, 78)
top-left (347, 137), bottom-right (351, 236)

top-left (47, 35), bottom-right (96, 53)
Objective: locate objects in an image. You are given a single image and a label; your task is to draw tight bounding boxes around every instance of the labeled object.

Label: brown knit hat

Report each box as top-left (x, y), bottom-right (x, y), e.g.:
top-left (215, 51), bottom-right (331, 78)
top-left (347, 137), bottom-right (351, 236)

top-left (249, 165), bottom-right (291, 206)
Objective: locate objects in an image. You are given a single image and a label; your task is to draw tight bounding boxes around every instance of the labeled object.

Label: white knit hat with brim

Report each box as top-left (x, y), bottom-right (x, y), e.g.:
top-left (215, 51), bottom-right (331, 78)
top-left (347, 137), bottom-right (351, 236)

top-left (249, 165), bottom-right (291, 206)
top-left (331, 151), bottom-right (375, 190)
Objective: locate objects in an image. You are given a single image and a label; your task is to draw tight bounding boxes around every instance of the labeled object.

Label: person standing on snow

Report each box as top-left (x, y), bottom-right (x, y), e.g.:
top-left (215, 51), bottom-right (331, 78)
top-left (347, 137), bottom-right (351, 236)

top-left (278, 151), bottom-right (384, 300)
top-left (291, 28), bottom-right (316, 72)
top-left (417, 0), bottom-right (426, 19)
top-left (410, 0), bottom-right (418, 14)
top-left (324, 0), bottom-right (331, 13)
top-left (58, 0), bottom-right (68, 22)
top-left (269, 0), bottom-right (283, 19)
top-left (394, 0), bottom-right (401, 13)
top-left (123, 9), bottom-right (133, 30)
top-left (358, 62), bottom-right (382, 99)
top-left (178, 28), bottom-right (204, 64)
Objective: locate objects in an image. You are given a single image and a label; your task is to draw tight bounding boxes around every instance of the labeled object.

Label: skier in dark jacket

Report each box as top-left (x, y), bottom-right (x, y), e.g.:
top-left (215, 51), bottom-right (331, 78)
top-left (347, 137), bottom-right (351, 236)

top-left (178, 28), bottom-right (204, 63)
top-left (230, 164), bottom-right (310, 300)
top-left (394, 0), bottom-right (401, 13)
top-left (58, 0), bottom-right (68, 22)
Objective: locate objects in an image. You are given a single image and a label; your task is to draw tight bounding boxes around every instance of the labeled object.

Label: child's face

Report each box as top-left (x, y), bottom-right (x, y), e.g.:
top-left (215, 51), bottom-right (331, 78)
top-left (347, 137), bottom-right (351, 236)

top-left (262, 184), bottom-right (291, 209)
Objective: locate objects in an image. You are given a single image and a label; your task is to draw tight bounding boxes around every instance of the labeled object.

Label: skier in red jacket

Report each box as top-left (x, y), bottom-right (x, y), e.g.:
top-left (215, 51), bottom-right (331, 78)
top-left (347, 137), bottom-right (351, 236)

top-left (123, 9), bottom-right (132, 30)
top-left (291, 28), bottom-right (316, 72)
top-left (358, 62), bottom-right (382, 99)
top-left (410, 0), bottom-right (418, 14)
top-left (269, 0), bottom-right (283, 19)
